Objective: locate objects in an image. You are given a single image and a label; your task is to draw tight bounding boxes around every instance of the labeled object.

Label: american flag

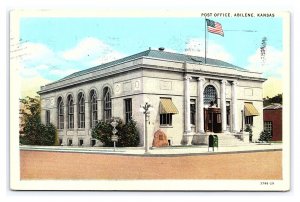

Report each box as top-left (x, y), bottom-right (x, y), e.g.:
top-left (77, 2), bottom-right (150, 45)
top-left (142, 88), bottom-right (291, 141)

top-left (206, 19), bottom-right (224, 36)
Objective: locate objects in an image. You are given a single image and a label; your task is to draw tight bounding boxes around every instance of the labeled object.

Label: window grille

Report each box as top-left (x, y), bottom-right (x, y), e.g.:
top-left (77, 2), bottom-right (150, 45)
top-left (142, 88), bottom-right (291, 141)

top-left (58, 97), bottom-right (64, 129)
top-left (103, 87), bottom-right (112, 122)
top-left (90, 90), bottom-right (98, 128)
top-left (68, 96), bottom-right (74, 129)
top-left (78, 93), bottom-right (85, 128)
top-left (190, 99), bottom-right (196, 125)
top-left (264, 121), bottom-right (273, 137)
top-left (46, 110), bottom-right (50, 125)
top-left (124, 98), bottom-right (132, 124)
top-left (204, 85), bottom-right (217, 106)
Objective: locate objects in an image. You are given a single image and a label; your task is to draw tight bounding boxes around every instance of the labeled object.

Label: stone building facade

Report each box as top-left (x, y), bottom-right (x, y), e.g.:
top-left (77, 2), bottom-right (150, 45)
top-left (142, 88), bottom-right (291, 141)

top-left (38, 49), bottom-right (266, 146)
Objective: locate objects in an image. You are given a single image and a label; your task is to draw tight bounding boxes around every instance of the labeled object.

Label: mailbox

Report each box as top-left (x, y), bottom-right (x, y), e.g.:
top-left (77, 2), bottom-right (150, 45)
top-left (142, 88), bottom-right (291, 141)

top-left (208, 134), bottom-right (218, 151)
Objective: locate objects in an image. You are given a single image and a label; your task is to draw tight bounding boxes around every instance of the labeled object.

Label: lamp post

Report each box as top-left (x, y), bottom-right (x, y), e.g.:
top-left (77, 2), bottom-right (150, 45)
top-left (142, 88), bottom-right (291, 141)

top-left (111, 119), bottom-right (118, 152)
top-left (139, 102), bottom-right (153, 154)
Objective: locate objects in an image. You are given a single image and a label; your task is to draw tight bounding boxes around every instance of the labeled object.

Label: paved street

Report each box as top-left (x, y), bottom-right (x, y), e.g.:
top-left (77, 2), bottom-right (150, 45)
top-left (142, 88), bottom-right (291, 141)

top-left (20, 149), bottom-right (282, 180)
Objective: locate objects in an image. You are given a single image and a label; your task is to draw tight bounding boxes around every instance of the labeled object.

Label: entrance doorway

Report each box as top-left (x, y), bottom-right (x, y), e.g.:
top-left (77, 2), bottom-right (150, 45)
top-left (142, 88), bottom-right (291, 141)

top-left (204, 107), bottom-right (222, 133)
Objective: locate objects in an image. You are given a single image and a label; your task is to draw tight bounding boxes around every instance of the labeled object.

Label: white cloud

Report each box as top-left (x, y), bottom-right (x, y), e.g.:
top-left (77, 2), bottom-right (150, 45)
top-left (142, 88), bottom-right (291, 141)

top-left (17, 39), bottom-right (126, 97)
top-left (184, 38), bottom-right (233, 63)
top-left (49, 68), bottom-right (78, 77)
top-left (245, 45), bottom-right (283, 98)
top-left (245, 45), bottom-right (283, 78)
top-left (89, 51), bottom-right (125, 67)
top-left (62, 37), bottom-right (125, 66)
top-left (19, 42), bottom-right (54, 62)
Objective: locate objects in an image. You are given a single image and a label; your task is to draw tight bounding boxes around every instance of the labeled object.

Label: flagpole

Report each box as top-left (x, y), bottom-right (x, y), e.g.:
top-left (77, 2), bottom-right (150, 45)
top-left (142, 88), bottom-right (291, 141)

top-left (204, 17), bottom-right (207, 64)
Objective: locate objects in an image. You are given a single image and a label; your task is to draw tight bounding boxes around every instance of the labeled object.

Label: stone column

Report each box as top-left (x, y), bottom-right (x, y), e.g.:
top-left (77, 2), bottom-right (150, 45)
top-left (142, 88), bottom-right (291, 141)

top-left (221, 79), bottom-right (227, 132)
top-left (197, 77), bottom-right (205, 133)
top-left (231, 81), bottom-right (238, 133)
top-left (85, 101), bottom-right (91, 133)
top-left (184, 75), bottom-right (192, 134)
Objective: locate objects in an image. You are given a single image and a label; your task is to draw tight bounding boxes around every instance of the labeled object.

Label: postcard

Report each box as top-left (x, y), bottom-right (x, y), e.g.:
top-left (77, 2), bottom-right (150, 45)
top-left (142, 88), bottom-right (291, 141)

top-left (10, 10), bottom-right (290, 191)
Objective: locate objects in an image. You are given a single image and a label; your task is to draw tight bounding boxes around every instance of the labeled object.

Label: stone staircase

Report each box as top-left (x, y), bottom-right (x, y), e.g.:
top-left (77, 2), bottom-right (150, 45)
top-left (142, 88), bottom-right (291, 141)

top-left (216, 133), bottom-right (250, 147)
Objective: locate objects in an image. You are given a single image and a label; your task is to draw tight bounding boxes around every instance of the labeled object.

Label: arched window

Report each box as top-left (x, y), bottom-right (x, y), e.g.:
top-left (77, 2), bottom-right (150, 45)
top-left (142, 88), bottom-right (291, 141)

top-left (78, 92), bottom-right (85, 128)
top-left (67, 95), bottom-right (74, 129)
top-left (204, 85), bottom-right (218, 106)
top-left (57, 97), bottom-right (64, 129)
top-left (103, 87), bottom-right (112, 122)
top-left (90, 90), bottom-right (98, 128)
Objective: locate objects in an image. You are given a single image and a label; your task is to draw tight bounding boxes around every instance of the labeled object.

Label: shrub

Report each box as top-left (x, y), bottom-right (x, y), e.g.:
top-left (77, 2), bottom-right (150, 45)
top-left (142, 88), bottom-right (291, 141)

top-left (258, 130), bottom-right (272, 142)
top-left (92, 119), bottom-right (140, 147)
top-left (118, 120), bottom-right (140, 147)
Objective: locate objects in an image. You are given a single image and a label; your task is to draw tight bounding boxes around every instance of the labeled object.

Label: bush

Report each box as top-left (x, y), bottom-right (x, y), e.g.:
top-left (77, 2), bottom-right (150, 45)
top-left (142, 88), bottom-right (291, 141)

top-left (92, 119), bottom-right (140, 147)
top-left (258, 130), bottom-right (272, 143)
top-left (20, 121), bottom-right (57, 146)
top-left (244, 124), bottom-right (253, 142)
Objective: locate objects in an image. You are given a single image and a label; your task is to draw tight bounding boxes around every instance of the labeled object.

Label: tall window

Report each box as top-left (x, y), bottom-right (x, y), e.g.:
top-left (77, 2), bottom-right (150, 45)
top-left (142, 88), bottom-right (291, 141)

top-left (204, 85), bottom-right (217, 106)
top-left (67, 95), bottom-right (74, 129)
top-left (190, 99), bottom-right (196, 125)
top-left (90, 90), bottom-right (98, 128)
top-left (264, 121), bottom-right (273, 137)
top-left (45, 110), bottom-right (50, 125)
top-left (78, 92), bottom-right (85, 128)
top-left (103, 87), bottom-right (112, 122)
top-left (57, 97), bottom-right (64, 129)
top-left (124, 98), bottom-right (132, 124)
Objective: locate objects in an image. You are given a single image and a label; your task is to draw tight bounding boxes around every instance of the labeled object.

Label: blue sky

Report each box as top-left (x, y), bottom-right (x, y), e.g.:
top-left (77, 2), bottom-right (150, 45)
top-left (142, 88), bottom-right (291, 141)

top-left (18, 17), bottom-right (283, 97)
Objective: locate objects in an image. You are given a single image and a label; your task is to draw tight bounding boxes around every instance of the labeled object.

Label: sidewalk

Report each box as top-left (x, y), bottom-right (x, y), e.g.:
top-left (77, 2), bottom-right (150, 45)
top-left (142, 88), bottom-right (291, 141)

top-left (20, 143), bottom-right (282, 156)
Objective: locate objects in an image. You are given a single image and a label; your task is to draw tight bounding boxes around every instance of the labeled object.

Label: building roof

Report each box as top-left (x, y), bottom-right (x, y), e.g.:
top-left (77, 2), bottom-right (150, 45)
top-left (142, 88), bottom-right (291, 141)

top-left (60, 49), bottom-right (245, 81)
top-left (263, 103), bottom-right (282, 110)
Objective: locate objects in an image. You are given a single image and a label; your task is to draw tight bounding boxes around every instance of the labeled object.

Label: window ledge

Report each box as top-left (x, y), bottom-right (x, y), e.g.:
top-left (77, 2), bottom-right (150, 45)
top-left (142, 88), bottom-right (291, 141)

top-left (160, 125), bottom-right (173, 128)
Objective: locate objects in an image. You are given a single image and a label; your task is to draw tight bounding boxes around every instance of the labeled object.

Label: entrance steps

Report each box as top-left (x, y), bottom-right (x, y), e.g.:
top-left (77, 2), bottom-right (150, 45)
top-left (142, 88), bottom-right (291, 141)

top-left (216, 133), bottom-right (250, 147)
top-left (184, 132), bottom-right (250, 146)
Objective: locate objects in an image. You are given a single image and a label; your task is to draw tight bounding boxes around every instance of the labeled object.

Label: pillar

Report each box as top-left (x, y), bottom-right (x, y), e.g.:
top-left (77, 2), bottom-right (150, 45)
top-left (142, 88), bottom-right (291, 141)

top-left (231, 81), bottom-right (238, 133)
top-left (221, 79), bottom-right (227, 132)
top-left (184, 75), bottom-right (192, 134)
top-left (197, 77), bottom-right (205, 133)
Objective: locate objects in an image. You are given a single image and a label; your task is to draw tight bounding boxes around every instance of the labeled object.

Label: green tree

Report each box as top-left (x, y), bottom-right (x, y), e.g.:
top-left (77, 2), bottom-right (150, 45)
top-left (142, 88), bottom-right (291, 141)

top-left (19, 96), bottom-right (57, 145)
top-left (263, 93), bottom-right (282, 107)
top-left (92, 119), bottom-right (140, 147)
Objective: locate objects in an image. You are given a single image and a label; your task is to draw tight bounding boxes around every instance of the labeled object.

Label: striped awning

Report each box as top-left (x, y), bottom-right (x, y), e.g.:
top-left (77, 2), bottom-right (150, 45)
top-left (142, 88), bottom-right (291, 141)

top-left (244, 103), bottom-right (259, 116)
top-left (159, 98), bottom-right (179, 114)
